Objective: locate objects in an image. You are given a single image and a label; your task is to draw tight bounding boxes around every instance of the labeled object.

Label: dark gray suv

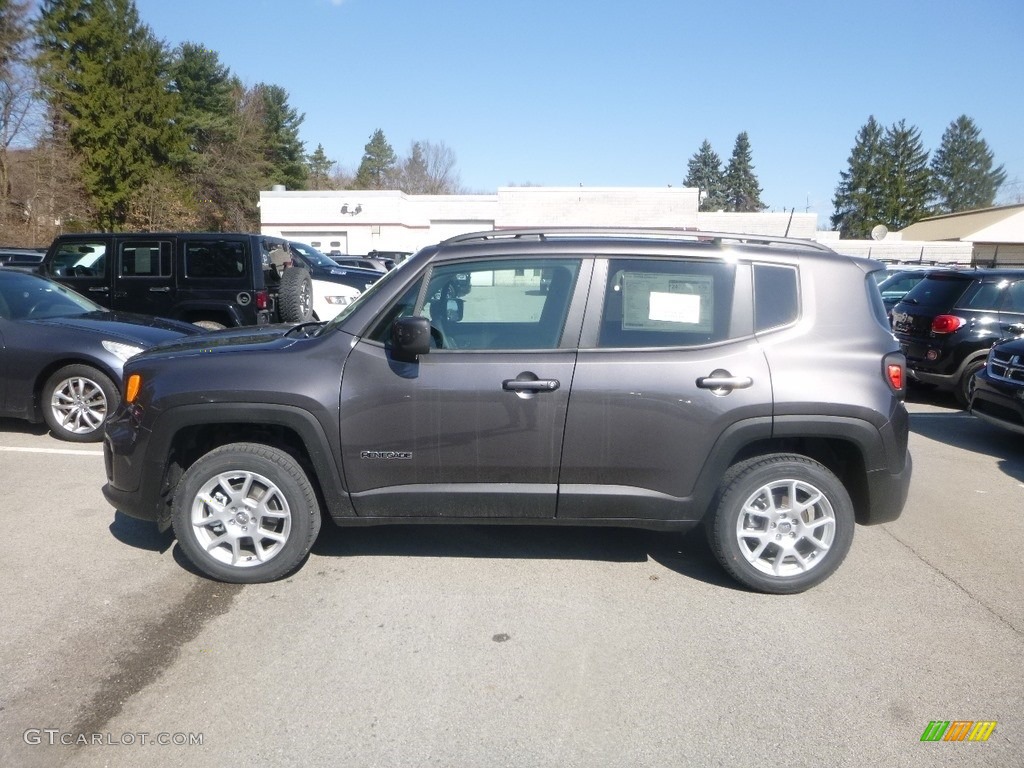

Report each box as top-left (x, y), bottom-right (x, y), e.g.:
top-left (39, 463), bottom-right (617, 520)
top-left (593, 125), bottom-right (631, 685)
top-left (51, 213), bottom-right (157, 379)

top-left (102, 229), bottom-right (912, 594)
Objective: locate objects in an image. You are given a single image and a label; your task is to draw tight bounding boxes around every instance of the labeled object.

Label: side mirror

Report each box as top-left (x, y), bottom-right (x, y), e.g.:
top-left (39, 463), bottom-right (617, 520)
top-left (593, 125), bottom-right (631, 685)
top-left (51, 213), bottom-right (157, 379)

top-left (445, 298), bottom-right (464, 323)
top-left (391, 316), bottom-right (432, 360)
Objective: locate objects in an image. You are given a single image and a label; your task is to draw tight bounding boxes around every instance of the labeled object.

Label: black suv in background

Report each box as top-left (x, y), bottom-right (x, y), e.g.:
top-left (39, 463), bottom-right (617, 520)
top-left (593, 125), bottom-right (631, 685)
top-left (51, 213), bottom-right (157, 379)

top-left (970, 338), bottom-right (1024, 435)
top-left (103, 229), bottom-right (911, 594)
top-left (891, 268), bottom-right (1024, 406)
top-left (40, 233), bottom-right (298, 329)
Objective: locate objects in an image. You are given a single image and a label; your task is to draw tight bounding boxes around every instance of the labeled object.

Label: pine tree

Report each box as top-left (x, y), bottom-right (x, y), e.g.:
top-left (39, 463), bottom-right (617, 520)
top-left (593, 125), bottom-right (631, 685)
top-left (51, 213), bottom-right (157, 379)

top-left (930, 115), bottom-right (1006, 214)
top-left (256, 83), bottom-right (306, 190)
top-left (306, 143), bottom-right (333, 190)
top-left (879, 119), bottom-right (931, 230)
top-left (683, 140), bottom-right (726, 211)
top-left (354, 128), bottom-right (396, 190)
top-left (723, 132), bottom-right (765, 212)
top-left (831, 116), bottom-right (887, 238)
top-left (171, 42), bottom-right (236, 164)
top-left (35, 0), bottom-right (183, 230)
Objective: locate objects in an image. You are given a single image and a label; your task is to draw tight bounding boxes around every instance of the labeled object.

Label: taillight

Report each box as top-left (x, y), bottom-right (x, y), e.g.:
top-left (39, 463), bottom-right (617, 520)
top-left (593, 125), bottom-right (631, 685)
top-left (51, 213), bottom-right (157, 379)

top-left (255, 290), bottom-right (269, 310)
top-left (931, 314), bottom-right (965, 334)
top-left (883, 353), bottom-right (906, 396)
top-left (887, 364), bottom-right (903, 390)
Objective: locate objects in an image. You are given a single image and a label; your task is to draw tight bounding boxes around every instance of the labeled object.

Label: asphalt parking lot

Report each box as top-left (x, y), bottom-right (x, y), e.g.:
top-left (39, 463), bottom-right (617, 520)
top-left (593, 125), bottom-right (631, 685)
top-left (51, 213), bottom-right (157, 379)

top-left (1, 387), bottom-right (1022, 768)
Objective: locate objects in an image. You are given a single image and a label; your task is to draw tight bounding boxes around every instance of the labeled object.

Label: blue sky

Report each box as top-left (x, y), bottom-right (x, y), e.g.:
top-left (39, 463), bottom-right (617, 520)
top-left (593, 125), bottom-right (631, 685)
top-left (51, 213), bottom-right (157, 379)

top-left (134, 0), bottom-right (1023, 225)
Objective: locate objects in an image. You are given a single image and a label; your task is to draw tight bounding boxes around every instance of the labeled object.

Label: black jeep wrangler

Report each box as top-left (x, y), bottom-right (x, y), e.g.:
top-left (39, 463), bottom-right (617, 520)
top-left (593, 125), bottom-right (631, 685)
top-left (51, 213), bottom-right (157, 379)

top-left (40, 232), bottom-right (313, 329)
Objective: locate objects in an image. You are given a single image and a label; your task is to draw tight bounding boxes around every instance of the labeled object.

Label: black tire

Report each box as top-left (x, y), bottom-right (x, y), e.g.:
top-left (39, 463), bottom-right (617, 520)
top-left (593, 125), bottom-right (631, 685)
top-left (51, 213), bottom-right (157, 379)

top-left (280, 267), bottom-right (313, 323)
top-left (171, 443), bottom-right (322, 583)
top-left (41, 364), bottom-right (118, 442)
top-left (707, 454), bottom-right (855, 594)
top-left (955, 359), bottom-right (985, 408)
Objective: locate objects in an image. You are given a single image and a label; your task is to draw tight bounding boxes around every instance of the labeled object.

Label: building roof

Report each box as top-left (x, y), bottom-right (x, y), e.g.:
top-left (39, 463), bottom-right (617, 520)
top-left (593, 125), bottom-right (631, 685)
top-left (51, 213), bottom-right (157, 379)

top-left (899, 203), bottom-right (1024, 243)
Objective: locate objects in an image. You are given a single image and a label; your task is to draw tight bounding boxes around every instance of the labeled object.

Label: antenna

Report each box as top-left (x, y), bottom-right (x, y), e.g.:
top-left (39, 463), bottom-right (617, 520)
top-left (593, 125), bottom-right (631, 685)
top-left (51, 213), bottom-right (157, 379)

top-left (871, 224), bottom-right (889, 241)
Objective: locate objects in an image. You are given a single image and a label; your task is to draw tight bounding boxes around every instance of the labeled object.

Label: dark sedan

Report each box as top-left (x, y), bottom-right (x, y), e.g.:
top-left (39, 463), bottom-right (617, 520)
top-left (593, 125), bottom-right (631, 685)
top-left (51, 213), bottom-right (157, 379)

top-left (287, 241), bottom-right (382, 292)
top-left (0, 270), bottom-right (202, 441)
top-left (970, 338), bottom-right (1024, 435)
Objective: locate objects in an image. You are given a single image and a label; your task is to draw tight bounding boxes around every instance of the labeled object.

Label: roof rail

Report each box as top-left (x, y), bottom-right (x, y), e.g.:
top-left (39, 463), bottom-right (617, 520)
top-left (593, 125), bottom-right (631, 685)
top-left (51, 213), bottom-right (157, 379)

top-left (441, 227), bottom-right (834, 253)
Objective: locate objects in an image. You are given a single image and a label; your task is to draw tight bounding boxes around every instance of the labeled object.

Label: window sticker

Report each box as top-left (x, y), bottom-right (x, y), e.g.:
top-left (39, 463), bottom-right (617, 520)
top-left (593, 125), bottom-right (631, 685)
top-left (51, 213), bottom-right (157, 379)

top-left (649, 291), bottom-right (701, 323)
top-left (622, 272), bottom-right (713, 333)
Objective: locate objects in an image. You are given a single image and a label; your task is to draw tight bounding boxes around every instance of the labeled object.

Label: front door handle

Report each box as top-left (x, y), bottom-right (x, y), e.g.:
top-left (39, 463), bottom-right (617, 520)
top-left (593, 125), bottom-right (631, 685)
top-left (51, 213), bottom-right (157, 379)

top-left (503, 378), bottom-right (560, 392)
top-left (696, 369), bottom-right (753, 395)
top-left (149, 286), bottom-right (171, 293)
top-left (87, 286), bottom-right (109, 293)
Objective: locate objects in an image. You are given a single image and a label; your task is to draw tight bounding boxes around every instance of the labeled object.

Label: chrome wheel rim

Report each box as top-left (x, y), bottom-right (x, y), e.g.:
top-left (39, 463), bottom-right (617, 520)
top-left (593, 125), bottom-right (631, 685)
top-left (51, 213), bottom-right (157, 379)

top-left (190, 470), bottom-right (292, 567)
top-left (735, 478), bottom-right (836, 577)
top-left (300, 283), bottom-right (312, 317)
top-left (50, 376), bottom-right (108, 435)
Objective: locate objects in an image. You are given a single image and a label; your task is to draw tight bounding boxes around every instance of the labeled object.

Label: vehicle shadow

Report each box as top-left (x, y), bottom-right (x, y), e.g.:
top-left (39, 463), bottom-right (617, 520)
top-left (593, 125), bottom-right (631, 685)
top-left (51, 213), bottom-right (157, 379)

top-left (907, 389), bottom-right (1024, 484)
top-left (0, 417), bottom-right (50, 438)
top-left (109, 510), bottom-right (174, 553)
top-left (312, 523), bottom-right (742, 590)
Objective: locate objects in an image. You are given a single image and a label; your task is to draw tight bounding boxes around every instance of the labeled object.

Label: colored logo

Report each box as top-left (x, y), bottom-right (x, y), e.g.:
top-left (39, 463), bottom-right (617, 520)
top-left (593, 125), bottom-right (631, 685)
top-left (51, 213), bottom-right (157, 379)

top-left (920, 721), bottom-right (996, 742)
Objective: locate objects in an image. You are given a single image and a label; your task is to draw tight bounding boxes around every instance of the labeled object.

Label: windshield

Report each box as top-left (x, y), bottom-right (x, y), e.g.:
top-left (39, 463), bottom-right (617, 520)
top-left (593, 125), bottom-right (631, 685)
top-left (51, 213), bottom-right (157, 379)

top-left (0, 272), bottom-right (103, 320)
top-left (289, 241), bottom-right (340, 269)
top-left (318, 263), bottom-right (406, 333)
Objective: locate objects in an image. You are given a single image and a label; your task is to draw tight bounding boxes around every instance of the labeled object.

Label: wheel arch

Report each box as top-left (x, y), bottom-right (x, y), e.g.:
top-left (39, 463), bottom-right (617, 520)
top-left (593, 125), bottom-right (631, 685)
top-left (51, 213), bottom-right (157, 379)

top-left (148, 403), bottom-right (353, 531)
top-left (695, 416), bottom-right (893, 527)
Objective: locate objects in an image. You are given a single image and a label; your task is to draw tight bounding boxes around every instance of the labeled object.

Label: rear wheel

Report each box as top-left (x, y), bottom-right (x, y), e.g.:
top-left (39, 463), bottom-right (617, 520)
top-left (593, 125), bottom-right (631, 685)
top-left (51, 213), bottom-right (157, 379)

top-left (171, 443), bottom-right (321, 583)
top-left (707, 454), bottom-right (855, 594)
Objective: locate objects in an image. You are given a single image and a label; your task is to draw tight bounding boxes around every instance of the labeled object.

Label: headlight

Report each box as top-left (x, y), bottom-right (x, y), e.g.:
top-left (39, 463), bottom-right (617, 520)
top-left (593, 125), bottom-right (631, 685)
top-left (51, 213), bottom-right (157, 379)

top-left (102, 340), bottom-right (145, 362)
top-left (324, 294), bottom-right (357, 305)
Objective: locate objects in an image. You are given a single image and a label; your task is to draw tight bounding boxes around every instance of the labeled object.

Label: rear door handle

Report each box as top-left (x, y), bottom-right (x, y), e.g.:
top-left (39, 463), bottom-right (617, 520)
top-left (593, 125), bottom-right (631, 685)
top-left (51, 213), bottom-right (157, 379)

top-left (503, 379), bottom-right (560, 392)
top-left (87, 286), bottom-right (109, 293)
top-left (149, 286), bottom-right (171, 293)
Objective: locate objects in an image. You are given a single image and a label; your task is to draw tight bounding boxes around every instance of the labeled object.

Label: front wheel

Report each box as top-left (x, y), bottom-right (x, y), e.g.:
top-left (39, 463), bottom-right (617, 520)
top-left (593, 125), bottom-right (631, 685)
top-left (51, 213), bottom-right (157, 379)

top-left (42, 364), bottom-right (118, 442)
top-left (707, 454), bottom-right (855, 594)
top-left (171, 443), bottom-right (322, 583)
top-left (955, 359), bottom-right (985, 408)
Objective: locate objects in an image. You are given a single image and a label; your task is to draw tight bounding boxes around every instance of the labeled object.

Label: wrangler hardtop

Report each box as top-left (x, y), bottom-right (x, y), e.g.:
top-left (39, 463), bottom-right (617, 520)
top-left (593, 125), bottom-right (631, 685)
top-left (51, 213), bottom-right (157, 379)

top-left (41, 232), bottom-right (304, 329)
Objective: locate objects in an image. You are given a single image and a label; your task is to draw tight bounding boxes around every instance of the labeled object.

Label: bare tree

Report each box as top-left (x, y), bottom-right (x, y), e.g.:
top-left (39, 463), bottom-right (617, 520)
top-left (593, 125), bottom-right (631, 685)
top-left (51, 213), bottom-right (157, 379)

top-left (395, 140), bottom-right (463, 194)
top-left (0, 0), bottom-right (40, 237)
top-left (20, 118), bottom-right (94, 245)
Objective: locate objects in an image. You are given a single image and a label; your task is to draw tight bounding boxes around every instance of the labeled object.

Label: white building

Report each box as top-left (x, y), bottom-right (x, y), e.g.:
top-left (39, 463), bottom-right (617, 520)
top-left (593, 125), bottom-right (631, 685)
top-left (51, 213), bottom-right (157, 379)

top-left (258, 186), bottom-right (981, 264)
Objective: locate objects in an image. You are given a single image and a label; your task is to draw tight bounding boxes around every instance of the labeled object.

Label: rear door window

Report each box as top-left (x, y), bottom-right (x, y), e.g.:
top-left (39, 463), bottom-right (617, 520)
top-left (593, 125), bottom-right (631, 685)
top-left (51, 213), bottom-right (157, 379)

top-left (118, 241), bottom-right (172, 278)
top-left (598, 258), bottom-right (734, 348)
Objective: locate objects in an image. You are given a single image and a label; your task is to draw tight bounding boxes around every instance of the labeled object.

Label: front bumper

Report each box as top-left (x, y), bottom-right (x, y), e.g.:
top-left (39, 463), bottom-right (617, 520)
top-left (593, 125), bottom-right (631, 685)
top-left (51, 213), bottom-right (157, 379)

top-left (971, 374), bottom-right (1024, 436)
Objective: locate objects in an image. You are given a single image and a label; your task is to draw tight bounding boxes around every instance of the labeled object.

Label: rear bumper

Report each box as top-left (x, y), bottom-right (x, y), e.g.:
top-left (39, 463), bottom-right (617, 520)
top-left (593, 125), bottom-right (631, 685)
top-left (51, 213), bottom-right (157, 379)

top-left (862, 450), bottom-right (913, 525)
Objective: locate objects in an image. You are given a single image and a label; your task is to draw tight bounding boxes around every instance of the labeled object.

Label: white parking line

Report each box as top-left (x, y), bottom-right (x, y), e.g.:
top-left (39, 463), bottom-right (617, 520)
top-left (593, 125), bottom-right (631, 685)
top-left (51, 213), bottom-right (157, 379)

top-left (0, 446), bottom-right (103, 456)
